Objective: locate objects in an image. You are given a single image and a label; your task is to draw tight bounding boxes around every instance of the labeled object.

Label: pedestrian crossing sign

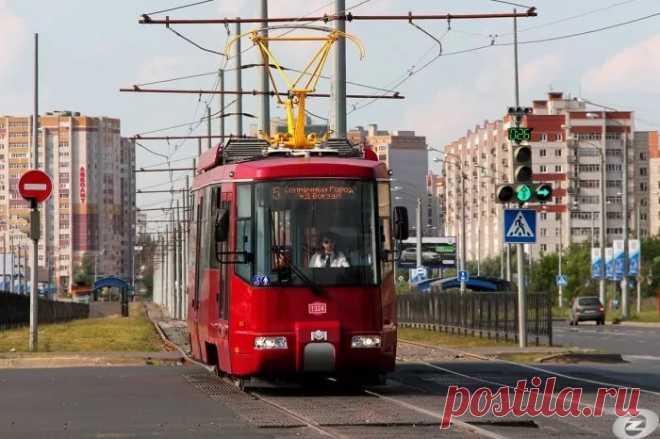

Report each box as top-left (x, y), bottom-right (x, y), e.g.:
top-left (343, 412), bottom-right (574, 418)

top-left (504, 208), bottom-right (537, 244)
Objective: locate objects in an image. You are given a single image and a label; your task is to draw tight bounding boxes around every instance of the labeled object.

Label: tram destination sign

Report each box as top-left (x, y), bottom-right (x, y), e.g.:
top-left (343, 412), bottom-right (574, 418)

top-left (271, 182), bottom-right (357, 202)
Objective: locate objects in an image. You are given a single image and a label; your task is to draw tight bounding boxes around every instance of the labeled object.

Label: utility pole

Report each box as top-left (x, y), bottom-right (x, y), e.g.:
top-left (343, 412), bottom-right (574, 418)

top-left (621, 129), bottom-right (629, 319)
top-left (599, 138), bottom-right (607, 306)
top-left (219, 69), bottom-right (225, 142)
top-left (334, 0), bottom-right (347, 138)
top-left (259, 0), bottom-right (271, 135)
top-left (29, 32), bottom-right (39, 351)
top-left (460, 169), bottom-right (467, 294)
top-left (206, 105), bottom-right (212, 150)
top-left (558, 213), bottom-right (563, 307)
top-left (636, 205), bottom-right (641, 314)
top-left (175, 200), bottom-right (182, 320)
top-left (235, 20), bottom-right (243, 136)
top-left (416, 197), bottom-right (422, 269)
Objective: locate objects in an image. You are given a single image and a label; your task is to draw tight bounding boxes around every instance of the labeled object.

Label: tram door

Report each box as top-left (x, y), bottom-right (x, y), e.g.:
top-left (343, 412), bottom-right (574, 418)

top-left (189, 191), bottom-right (204, 359)
top-left (215, 188), bottom-right (232, 372)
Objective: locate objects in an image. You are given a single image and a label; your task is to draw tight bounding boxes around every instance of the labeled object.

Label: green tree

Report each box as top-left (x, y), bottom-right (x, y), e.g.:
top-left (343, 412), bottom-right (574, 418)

top-left (640, 235), bottom-right (660, 298)
top-left (530, 252), bottom-right (558, 298)
top-left (72, 254), bottom-right (94, 287)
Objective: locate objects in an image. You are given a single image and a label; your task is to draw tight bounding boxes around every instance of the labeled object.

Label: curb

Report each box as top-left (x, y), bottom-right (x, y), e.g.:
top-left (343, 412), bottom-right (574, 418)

top-left (144, 303), bottom-right (215, 373)
top-left (537, 352), bottom-right (625, 364)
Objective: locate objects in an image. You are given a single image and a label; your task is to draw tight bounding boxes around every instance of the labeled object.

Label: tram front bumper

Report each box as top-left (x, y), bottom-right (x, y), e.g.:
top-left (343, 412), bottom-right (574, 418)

top-left (232, 323), bottom-right (393, 377)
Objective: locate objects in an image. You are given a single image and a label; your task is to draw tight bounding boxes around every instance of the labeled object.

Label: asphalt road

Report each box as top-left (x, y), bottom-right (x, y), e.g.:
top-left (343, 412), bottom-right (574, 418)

top-left (2, 351), bottom-right (660, 438)
top-left (553, 321), bottom-right (660, 360)
top-left (0, 365), bottom-right (269, 439)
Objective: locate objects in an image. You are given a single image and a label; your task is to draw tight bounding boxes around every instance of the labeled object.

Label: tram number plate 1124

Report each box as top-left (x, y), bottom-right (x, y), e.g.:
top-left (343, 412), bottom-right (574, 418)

top-left (308, 302), bottom-right (327, 316)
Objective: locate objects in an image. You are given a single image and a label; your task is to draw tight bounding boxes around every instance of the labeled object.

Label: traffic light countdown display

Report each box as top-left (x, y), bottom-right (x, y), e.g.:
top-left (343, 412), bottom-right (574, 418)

top-left (496, 107), bottom-right (553, 206)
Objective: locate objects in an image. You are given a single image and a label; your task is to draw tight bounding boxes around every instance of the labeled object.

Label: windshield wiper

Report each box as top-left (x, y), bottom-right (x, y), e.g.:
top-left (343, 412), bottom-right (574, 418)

top-left (272, 246), bottom-right (325, 296)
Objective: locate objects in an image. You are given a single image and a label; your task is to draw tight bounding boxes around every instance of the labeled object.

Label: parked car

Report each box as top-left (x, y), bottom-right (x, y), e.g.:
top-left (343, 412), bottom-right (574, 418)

top-left (569, 296), bottom-right (605, 325)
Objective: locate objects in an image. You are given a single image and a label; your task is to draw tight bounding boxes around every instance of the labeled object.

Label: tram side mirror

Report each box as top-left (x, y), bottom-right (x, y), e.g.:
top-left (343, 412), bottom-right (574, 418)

top-left (393, 206), bottom-right (409, 241)
top-left (215, 208), bottom-right (229, 242)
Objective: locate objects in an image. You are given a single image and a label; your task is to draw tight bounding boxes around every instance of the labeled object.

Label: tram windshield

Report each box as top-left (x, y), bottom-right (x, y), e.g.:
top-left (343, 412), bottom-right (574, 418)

top-left (251, 179), bottom-right (378, 286)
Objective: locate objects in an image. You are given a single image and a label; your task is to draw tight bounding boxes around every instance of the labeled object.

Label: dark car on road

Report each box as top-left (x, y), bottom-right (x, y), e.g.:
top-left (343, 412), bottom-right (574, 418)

top-left (569, 296), bottom-right (605, 325)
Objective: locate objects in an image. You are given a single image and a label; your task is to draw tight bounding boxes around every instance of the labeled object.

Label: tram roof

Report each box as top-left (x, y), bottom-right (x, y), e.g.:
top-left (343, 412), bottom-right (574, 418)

top-left (192, 156), bottom-right (389, 190)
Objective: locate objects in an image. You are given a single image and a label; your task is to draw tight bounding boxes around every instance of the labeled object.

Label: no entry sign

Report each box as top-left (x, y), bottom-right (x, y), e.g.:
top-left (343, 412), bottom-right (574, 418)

top-left (19, 170), bottom-right (53, 203)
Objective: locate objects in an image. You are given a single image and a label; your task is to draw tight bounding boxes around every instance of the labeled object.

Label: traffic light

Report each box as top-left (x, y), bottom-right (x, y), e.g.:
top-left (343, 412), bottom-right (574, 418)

top-left (535, 183), bottom-right (553, 202)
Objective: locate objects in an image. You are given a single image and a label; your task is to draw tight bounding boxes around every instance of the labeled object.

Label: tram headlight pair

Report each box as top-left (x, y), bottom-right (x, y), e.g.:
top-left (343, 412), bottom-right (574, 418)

top-left (254, 336), bottom-right (288, 350)
top-left (351, 335), bottom-right (381, 349)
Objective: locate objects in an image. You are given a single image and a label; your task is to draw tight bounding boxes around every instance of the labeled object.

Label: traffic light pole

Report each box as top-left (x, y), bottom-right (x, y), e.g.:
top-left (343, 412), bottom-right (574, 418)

top-left (513, 10), bottom-right (527, 349)
top-left (29, 33), bottom-right (39, 352)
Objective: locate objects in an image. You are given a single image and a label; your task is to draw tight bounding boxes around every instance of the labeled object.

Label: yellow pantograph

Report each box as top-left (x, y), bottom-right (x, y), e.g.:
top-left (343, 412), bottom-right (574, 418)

top-left (226, 25), bottom-right (364, 149)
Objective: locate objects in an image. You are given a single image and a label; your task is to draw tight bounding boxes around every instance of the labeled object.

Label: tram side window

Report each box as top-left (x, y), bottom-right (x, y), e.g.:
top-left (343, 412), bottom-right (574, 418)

top-left (199, 187), bottom-right (219, 275)
top-left (378, 182), bottom-right (393, 278)
top-left (235, 184), bottom-right (253, 281)
top-left (193, 194), bottom-right (204, 307)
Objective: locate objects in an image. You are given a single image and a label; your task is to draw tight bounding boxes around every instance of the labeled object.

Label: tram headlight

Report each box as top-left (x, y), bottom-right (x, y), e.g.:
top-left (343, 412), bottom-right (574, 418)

top-left (351, 335), bottom-right (381, 349)
top-left (254, 336), bottom-right (288, 350)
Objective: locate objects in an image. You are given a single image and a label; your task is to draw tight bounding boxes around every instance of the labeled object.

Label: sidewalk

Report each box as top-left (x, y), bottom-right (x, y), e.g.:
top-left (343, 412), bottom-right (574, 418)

top-left (144, 302), bottom-right (192, 356)
top-left (0, 351), bottom-right (183, 368)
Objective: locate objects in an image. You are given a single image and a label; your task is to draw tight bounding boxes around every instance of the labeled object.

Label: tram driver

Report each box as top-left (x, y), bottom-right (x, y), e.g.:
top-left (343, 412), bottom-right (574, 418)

top-left (308, 233), bottom-right (350, 268)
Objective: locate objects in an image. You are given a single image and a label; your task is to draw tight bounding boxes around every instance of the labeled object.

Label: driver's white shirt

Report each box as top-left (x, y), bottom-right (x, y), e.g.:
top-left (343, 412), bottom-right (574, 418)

top-left (309, 251), bottom-right (350, 268)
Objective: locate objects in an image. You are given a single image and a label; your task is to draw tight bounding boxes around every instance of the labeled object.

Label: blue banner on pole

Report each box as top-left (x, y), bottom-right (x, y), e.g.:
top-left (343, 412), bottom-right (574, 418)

top-left (628, 239), bottom-right (640, 276)
top-left (606, 247), bottom-right (614, 280)
top-left (591, 248), bottom-right (602, 279)
top-left (613, 240), bottom-right (625, 277)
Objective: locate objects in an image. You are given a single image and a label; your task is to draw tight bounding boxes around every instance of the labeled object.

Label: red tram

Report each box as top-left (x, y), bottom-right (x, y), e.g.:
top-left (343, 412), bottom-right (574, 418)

top-left (187, 139), bottom-right (408, 383)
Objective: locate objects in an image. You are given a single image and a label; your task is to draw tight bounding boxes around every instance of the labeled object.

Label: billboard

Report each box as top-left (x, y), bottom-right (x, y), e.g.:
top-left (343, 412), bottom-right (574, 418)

top-left (605, 247), bottom-right (614, 280)
top-left (398, 237), bottom-right (457, 268)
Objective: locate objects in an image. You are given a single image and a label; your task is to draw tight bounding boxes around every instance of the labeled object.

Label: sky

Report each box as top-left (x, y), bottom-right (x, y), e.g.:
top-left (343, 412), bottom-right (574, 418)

top-left (2, 0), bottom-right (660, 229)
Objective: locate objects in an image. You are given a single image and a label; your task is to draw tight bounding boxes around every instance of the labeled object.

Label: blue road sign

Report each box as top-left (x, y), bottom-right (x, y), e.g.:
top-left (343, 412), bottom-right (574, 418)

top-left (411, 267), bottom-right (428, 285)
top-left (556, 274), bottom-right (568, 287)
top-left (459, 270), bottom-right (470, 282)
top-left (504, 208), bottom-right (537, 244)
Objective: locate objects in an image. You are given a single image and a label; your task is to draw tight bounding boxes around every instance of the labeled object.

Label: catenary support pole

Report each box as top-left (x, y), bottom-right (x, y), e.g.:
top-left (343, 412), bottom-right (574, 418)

top-left (621, 129), bottom-right (629, 319)
top-left (235, 20), bottom-right (243, 136)
top-left (219, 69), bottom-right (225, 142)
top-left (334, 0), bottom-right (347, 138)
top-left (259, 0), bottom-right (270, 135)
top-left (416, 197), bottom-right (422, 269)
top-left (29, 33), bottom-right (39, 352)
top-left (207, 105), bottom-right (212, 150)
top-left (599, 114), bottom-right (607, 306)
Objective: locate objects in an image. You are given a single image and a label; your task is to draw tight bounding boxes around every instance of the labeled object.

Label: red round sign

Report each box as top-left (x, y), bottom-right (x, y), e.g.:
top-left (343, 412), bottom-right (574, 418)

top-left (19, 170), bottom-right (53, 203)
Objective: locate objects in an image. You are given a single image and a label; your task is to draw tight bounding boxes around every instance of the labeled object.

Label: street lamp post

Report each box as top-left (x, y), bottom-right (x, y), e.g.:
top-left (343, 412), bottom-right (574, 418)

top-left (571, 136), bottom-right (607, 306)
top-left (584, 102), bottom-right (631, 318)
top-left (429, 148), bottom-right (466, 293)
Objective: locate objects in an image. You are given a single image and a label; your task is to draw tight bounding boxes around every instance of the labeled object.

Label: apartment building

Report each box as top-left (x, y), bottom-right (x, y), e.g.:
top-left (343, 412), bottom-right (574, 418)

top-left (348, 124), bottom-right (433, 235)
top-left (645, 131), bottom-right (660, 235)
top-left (0, 112), bottom-right (135, 293)
top-left (443, 92), bottom-right (646, 263)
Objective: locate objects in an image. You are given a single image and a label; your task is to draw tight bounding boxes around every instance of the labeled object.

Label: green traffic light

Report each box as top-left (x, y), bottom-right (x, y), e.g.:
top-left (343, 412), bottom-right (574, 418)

top-left (516, 184), bottom-right (533, 203)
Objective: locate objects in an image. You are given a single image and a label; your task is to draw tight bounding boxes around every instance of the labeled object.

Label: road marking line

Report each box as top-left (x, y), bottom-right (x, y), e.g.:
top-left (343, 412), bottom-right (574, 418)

top-left (363, 388), bottom-right (511, 439)
top-left (623, 355), bottom-right (660, 362)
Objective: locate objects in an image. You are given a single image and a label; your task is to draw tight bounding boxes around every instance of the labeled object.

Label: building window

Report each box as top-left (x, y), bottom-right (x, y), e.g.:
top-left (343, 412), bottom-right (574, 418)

top-left (640, 167), bottom-right (647, 176)
top-left (555, 165), bottom-right (562, 172)
top-left (540, 228), bottom-right (547, 237)
top-left (540, 133), bottom-right (548, 142)
top-left (606, 180), bottom-right (622, 188)
top-left (640, 182), bottom-right (648, 191)
top-left (540, 149), bottom-right (547, 157)
top-left (579, 164), bottom-right (600, 173)
top-left (640, 152), bottom-right (647, 161)
top-left (540, 165), bottom-right (547, 172)
top-left (606, 164), bottom-right (622, 172)
top-left (540, 212), bottom-right (547, 220)
top-left (540, 244), bottom-right (547, 253)
top-left (579, 180), bottom-right (600, 188)
top-left (555, 149), bottom-right (562, 157)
